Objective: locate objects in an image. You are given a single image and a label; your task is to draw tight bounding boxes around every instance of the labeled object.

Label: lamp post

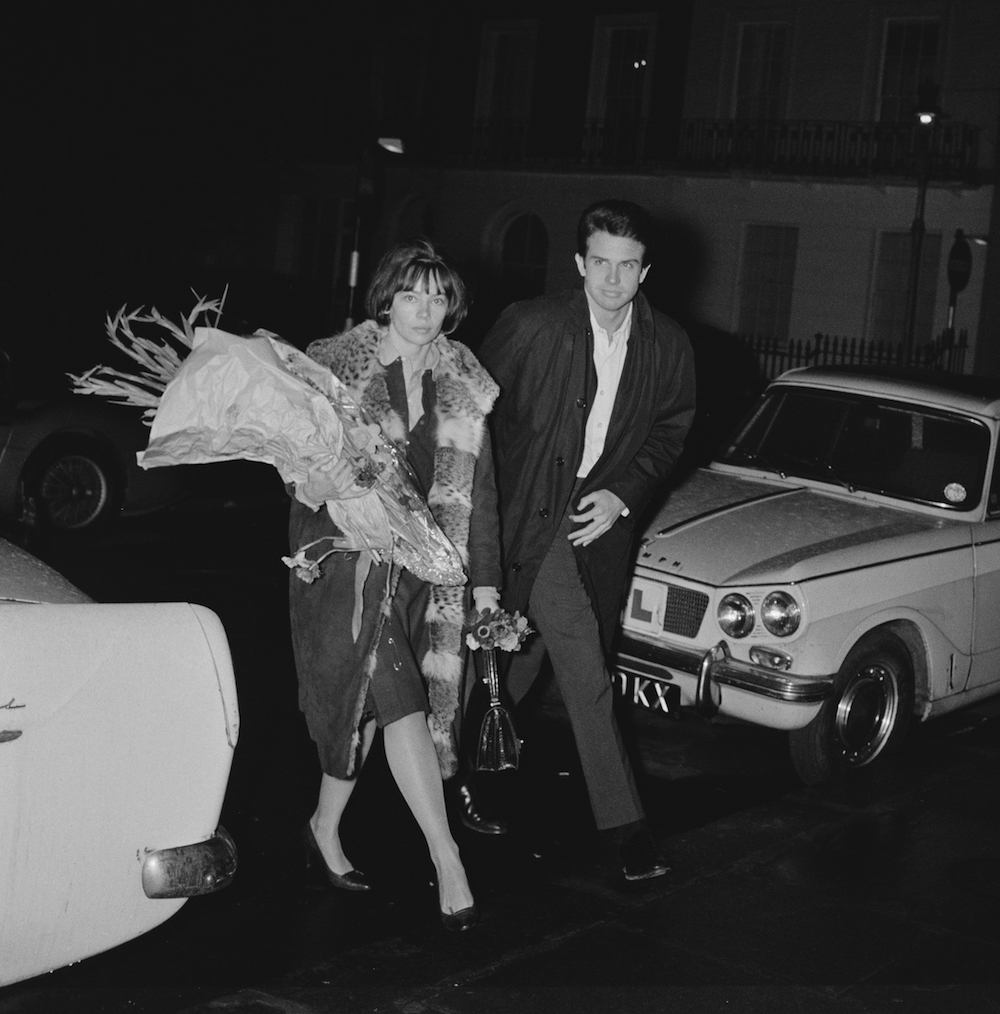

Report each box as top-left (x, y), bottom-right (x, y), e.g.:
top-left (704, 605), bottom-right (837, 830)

top-left (945, 228), bottom-right (973, 344)
top-left (344, 136), bottom-right (405, 329)
top-left (902, 106), bottom-right (937, 354)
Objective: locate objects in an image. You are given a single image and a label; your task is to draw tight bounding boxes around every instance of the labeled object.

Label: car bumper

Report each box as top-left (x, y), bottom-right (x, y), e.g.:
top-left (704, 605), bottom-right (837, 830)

top-left (141, 826), bottom-right (238, 899)
top-left (614, 635), bottom-right (835, 730)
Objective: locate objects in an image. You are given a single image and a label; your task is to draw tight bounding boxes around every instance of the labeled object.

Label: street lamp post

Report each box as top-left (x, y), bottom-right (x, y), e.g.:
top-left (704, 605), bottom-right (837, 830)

top-left (902, 105), bottom-right (936, 354)
top-left (344, 136), bottom-right (404, 329)
top-left (945, 228), bottom-right (973, 343)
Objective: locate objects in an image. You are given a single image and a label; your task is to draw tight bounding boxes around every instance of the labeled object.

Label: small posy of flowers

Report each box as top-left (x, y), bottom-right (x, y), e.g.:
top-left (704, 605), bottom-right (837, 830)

top-left (465, 608), bottom-right (532, 653)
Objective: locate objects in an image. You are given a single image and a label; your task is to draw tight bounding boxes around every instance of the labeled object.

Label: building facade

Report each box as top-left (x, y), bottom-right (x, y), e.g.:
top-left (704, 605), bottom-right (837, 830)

top-left (266, 0), bottom-right (999, 374)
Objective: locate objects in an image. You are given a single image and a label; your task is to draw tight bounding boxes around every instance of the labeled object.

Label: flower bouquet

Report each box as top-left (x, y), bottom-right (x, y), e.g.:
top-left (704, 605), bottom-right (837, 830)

top-left (465, 608), bottom-right (532, 772)
top-left (70, 298), bottom-right (466, 590)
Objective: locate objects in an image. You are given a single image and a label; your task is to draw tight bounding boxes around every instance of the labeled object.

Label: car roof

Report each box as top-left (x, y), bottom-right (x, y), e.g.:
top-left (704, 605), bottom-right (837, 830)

top-left (773, 366), bottom-right (1000, 417)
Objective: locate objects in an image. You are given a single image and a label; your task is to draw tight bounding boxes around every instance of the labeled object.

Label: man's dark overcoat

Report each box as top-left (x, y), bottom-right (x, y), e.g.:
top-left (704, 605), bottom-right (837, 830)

top-left (478, 287), bottom-right (696, 654)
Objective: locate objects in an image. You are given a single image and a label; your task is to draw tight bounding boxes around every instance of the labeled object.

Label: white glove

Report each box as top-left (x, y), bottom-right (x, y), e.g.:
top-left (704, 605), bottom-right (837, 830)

top-left (472, 586), bottom-right (501, 615)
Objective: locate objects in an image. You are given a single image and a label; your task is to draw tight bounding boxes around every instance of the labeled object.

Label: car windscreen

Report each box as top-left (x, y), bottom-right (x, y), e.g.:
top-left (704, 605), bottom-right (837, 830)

top-left (718, 387), bottom-right (990, 510)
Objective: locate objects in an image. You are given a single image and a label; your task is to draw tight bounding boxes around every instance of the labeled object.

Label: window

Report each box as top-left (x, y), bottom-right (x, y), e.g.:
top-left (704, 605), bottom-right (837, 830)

top-left (476, 21), bottom-right (538, 123)
top-left (587, 15), bottom-right (657, 126)
top-left (738, 225), bottom-right (798, 341)
top-left (733, 22), bottom-right (788, 120)
top-left (878, 19), bottom-right (940, 122)
top-left (474, 21), bottom-right (538, 160)
top-left (499, 214), bottom-right (548, 303)
top-left (870, 231), bottom-right (942, 344)
top-left (723, 388), bottom-right (990, 510)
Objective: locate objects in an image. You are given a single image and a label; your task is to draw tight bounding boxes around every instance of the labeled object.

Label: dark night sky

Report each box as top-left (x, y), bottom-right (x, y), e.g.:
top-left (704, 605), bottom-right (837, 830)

top-left (6, 10), bottom-right (391, 383)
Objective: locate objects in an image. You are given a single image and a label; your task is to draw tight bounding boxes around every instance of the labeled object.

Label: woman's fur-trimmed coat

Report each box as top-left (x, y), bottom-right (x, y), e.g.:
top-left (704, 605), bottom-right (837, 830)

top-left (289, 320), bottom-right (499, 779)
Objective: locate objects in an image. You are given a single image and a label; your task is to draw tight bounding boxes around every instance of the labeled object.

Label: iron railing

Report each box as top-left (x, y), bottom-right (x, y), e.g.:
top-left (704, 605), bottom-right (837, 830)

top-left (745, 329), bottom-right (968, 381)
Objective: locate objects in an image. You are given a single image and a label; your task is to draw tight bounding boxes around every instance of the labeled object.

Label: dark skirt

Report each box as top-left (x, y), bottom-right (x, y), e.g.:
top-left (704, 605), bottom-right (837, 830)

top-left (288, 499), bottom-right (435, 777)
top-left (365, 567), bottom-right (431, 727)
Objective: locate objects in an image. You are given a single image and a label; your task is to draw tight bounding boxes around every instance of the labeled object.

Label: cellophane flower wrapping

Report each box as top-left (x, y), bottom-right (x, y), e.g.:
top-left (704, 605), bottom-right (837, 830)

top-left (136, 326), bottom-right (465, 586)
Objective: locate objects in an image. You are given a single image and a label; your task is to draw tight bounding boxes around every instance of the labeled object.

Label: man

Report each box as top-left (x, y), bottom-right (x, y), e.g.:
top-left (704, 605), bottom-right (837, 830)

top-left (477, 199), bottom-right (696, 880)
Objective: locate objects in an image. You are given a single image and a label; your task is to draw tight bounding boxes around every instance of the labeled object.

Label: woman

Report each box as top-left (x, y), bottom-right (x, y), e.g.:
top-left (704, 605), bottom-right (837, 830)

top-left (287, 238), bottom-right (500, 931)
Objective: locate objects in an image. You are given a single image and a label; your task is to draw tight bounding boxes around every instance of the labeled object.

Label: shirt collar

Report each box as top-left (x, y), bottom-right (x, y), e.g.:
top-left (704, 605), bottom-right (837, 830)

top-left (585, 297), bottom-right (633, 346)
top-left (377, 331), bottom-right (441, 372)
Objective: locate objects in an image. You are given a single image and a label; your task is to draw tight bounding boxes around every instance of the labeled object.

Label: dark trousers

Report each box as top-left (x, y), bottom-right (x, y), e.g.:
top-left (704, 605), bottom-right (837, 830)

top-left (506, 511), bottom-right (644, 831)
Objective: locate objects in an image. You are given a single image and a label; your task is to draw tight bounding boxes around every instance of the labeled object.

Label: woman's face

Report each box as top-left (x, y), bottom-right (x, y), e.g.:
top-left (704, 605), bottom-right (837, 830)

top-left (385, 273), bottom-right (449, 356)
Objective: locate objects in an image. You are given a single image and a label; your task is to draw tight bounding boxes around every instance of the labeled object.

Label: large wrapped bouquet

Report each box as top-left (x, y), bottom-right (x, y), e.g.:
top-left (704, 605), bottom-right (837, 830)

top-left (71, 299), bottom-right (466, 588)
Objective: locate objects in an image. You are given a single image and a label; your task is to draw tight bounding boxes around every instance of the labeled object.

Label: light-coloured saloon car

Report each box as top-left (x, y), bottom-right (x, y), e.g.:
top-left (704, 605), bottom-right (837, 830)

top-left (614, 367), bottom-right (1000, 784)
top-left (0, 538), bottom-right (239, 987)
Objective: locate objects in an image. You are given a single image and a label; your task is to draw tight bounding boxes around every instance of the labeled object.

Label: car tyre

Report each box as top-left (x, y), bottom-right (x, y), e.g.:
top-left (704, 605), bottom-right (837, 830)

top-left (24, 445), bottom-right (122, 531)
top-left (789, 629), bottom-right (914, 785)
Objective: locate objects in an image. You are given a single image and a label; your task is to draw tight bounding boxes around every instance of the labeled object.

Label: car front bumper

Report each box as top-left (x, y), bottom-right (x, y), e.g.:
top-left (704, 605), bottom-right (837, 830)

top-left (614, 635), bottom-right (835, 730)
top-left (141, 826), bottom-right (238, 899)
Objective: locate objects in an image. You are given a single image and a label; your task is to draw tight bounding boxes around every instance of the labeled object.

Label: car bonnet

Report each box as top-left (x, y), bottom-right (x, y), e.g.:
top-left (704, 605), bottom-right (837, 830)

top-left (639, 468), bottom-right (966, 586)
top-left (0, 538), bottom-right (92, 603)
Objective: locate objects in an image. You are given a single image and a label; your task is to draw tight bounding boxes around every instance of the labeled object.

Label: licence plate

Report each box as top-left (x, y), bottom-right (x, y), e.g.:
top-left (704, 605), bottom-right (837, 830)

top-left (612, 669), bottom-right (680, 715)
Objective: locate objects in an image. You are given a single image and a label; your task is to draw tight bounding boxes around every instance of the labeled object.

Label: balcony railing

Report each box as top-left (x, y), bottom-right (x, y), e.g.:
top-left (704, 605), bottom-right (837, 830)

top-left (462, 117), bottom-right (980, 183)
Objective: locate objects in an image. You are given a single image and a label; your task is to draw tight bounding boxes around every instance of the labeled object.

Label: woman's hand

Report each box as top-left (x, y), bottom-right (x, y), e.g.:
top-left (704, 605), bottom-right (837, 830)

top-left (472, 586), bottom-right (501, 614)
top-left (300, 457), bottom-right (369, 502)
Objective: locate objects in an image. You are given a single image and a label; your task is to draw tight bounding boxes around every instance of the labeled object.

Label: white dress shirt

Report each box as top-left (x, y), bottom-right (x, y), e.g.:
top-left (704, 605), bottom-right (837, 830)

top-left (577, 301), bottom-right (632, 479)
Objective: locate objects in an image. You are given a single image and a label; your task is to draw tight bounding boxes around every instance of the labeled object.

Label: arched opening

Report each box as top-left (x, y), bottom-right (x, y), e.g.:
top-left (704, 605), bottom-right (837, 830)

top-left (499, 214), bottom-right (548, 303)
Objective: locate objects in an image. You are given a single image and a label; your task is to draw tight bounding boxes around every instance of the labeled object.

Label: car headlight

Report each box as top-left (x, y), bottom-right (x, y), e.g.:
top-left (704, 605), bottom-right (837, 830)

top-left (760, 591), bottom-right (801, 637)
top-left (718, 593), bottom-right (754, 637)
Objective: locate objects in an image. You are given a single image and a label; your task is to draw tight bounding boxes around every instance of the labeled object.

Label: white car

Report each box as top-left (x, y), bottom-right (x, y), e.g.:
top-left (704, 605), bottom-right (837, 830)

top-left (614, 367), bottom-right (1000, 783)
top-left (0, 537), bottom-right (239, 987)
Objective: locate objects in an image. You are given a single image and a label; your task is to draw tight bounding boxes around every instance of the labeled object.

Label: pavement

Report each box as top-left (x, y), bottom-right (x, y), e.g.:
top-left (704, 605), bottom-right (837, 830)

top-left (2, 490), bottom-right (998, 1014)
top-left (3, 692), bottom-right (998, 1014)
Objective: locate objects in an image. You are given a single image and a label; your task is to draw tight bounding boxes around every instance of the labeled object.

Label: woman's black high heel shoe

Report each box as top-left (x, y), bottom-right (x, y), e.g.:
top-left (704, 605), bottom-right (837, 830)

top-left (301, 822), bottom-right (371, 892)
top-left (440, 902), bottom-right (480, 932)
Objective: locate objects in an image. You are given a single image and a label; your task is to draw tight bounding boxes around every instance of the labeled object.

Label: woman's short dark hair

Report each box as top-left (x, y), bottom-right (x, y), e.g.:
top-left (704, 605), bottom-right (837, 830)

top-left (576, 199), bottom-right (657, 267)
top-left (365, 237), bottom-right (469, 334)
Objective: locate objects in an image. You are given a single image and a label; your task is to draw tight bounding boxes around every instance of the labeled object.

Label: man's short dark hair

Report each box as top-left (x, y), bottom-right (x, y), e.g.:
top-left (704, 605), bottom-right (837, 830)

top-left (365, 237), bottom-right (469, 334)
top-left (576, 199), bottom-right (657, 266)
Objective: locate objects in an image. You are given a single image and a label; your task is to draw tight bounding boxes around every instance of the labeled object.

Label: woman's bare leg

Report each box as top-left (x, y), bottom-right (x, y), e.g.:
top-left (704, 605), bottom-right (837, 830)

top-left (310, 718), bottom-right (376, 874)
top-left (383, 712), bottom-right (474, 915)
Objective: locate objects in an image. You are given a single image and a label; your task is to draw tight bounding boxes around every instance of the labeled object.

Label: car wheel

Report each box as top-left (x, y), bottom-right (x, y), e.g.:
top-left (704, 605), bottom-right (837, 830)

top-left (25, 446), bottom-right (122, 531)
top-left (789, 629), bottom-right (914, 785)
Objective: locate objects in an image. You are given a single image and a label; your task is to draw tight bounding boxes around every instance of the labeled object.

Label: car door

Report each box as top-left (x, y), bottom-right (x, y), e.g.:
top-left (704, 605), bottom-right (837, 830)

top-left (0, 601), bottom-right (238, 987)
top-left (968, 449), bottom-right (1000, 689)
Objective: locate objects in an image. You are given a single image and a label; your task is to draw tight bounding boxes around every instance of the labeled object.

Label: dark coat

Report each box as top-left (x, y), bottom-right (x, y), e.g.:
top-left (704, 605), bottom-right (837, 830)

top-left (478, 287), bottom-right (696, 653)
top-left (288, 323), bottom-right (500, 779)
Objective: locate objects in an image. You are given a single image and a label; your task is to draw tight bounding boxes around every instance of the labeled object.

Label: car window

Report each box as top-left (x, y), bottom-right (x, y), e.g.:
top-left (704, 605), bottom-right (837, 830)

top-left (720, 387), bottom-right (991, 510)
top-left (989, 440), bottom-right (1000, 518)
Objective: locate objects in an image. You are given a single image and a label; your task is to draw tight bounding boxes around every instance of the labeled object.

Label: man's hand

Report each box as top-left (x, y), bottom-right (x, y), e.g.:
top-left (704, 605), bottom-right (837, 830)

top-left (567, 489), bottom-right (627, 547)
top-left (300, 456), bottom-right (369, 503)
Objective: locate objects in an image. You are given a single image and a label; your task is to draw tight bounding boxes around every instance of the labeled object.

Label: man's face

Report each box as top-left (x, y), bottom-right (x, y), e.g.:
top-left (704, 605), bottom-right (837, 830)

top-left (574, 230), bottom-right (650, 320)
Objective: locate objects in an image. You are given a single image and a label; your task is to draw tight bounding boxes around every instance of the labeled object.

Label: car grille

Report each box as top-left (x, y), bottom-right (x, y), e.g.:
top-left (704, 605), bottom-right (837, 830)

top-left (663, 585), bottom-right (710, 638)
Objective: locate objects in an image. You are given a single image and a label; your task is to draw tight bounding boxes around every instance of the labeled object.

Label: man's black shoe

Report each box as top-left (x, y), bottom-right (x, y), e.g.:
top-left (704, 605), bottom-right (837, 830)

top-left (458, 781), bottom-right (507, 835)
top-left (621, 830), bottom-right (671, 882)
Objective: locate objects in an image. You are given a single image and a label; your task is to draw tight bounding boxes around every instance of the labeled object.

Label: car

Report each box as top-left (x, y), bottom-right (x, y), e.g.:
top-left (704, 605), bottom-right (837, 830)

top-left (0, 349), bottom-right (188, 532)
top-left (0, 535), bottom-right (239, 987)
top-left (614, 366), bottom-right (1000, 784)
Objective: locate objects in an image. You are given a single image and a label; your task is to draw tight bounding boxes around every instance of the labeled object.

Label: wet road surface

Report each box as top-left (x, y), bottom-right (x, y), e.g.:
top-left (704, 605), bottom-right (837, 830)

top-left (1, 469), bottom-right (998, 1013)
